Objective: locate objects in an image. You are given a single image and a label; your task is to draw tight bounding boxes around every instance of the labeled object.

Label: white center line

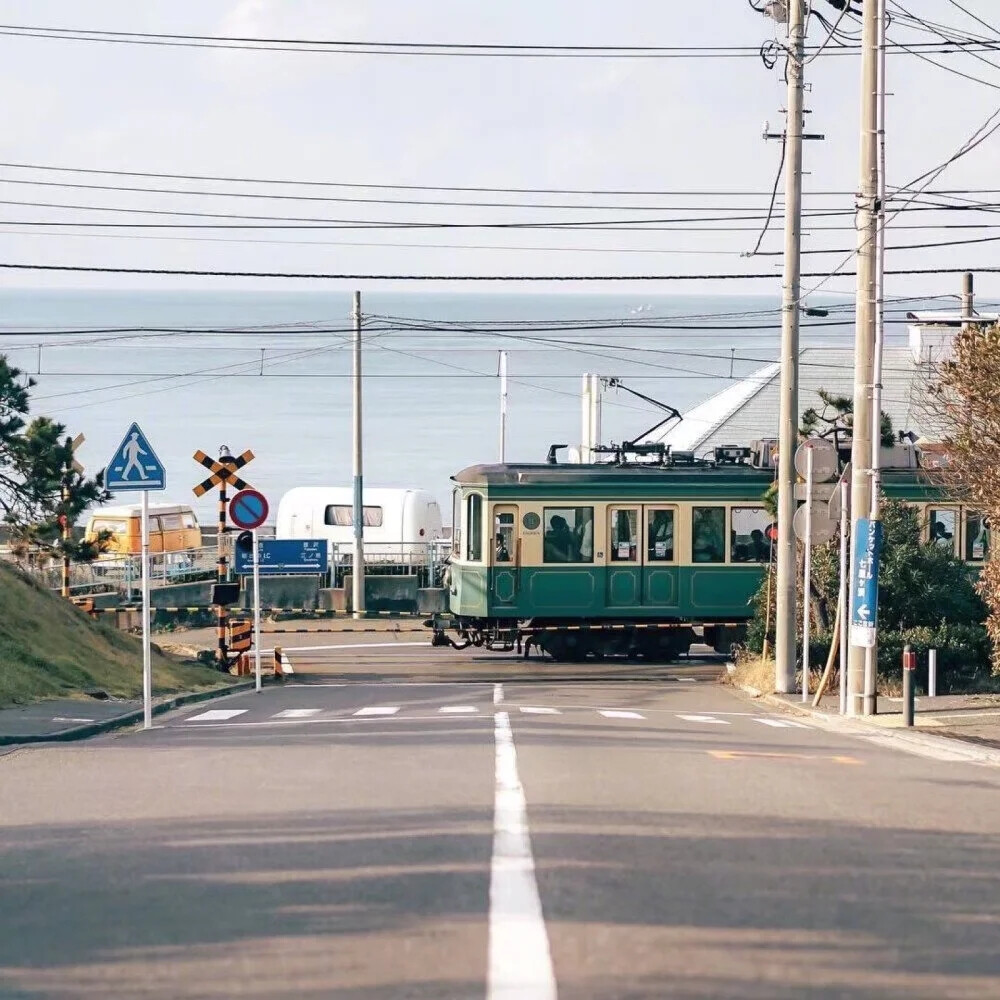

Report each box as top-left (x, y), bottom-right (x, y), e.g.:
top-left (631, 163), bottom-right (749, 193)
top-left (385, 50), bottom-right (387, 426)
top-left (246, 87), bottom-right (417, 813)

top-left (519, 707), bottom-right (561, 716)
top-left (598, 710), bottom-right (645, 720)
top-left (353, 706), bottom-right (401, 717)
top-left (677, 714), bottom-right (731, 725)
top-left (439, 706), bottom-right (479, 714)
top-left (273, 709), bottom-right (322, 719)
top-left (494, 682), bottom-right (504, 706)
top-left (185, 709), bottom-right (248, 722)
top-left (489, 710), bottom-right (557, 1000)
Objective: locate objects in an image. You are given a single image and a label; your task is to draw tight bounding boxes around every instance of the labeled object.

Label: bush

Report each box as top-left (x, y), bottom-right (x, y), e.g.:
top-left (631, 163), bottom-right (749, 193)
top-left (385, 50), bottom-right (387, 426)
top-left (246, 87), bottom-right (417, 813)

top-left (806, 623), bottom-right (992, 694)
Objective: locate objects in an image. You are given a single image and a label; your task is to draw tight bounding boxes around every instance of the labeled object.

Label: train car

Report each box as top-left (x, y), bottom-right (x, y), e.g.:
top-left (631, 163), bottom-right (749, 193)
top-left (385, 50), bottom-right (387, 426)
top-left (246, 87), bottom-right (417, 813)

top-left (428, 451), bottom-right (983, 661)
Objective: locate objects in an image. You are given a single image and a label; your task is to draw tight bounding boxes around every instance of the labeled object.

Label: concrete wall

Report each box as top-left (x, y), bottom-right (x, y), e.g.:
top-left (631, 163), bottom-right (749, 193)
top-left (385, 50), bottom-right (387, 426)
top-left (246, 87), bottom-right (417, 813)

top-left (239, 575), bottom-right (322, 610)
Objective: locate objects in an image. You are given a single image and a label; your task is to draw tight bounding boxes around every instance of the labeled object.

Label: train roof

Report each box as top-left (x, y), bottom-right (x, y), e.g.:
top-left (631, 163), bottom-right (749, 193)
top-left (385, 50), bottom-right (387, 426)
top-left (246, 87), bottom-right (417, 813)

top-left (453, 462), bottom-right (775, 487)
top-left (453, 462), bottom-right (938, 494)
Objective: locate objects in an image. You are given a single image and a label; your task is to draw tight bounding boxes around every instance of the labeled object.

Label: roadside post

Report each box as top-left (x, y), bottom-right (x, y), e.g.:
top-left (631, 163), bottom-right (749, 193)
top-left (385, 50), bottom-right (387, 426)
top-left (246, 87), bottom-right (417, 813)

top-left (929, 648), bottom-right (938, 698)
top-left (903, 644), bottom-right (916, 727)
top-left (230, 489), bottom-right (269, 694)
top-left (193, 446), bottom-right (255, 667)
top-left (105, 423), bottom-right (166, 730)
top-left (793, 440), bottom-right (838, 704)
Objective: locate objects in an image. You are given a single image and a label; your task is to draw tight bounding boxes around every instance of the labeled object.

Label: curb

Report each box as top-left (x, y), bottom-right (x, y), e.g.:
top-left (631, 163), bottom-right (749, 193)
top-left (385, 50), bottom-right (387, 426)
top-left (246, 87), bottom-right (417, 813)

top-left (0, 680), bottom-right (264, 746)
top-left (735, 683), bottom-right (1000, 767)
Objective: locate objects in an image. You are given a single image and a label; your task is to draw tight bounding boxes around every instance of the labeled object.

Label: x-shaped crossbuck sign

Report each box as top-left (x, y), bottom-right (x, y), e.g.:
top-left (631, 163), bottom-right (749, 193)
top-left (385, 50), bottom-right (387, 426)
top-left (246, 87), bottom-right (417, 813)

top-left (192, 449), bottom-right (255, 497)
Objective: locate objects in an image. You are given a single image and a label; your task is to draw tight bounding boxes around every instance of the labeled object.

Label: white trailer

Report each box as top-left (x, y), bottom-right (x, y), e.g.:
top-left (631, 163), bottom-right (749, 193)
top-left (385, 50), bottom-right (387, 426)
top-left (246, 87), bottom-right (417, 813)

top-left (274, 487), bottom-right (443, 561)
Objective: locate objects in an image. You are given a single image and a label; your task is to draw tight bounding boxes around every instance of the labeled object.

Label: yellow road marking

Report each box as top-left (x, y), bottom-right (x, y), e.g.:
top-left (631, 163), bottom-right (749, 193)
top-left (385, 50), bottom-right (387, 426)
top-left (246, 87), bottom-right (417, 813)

top-left (709, 750), bottom-right (862, 765)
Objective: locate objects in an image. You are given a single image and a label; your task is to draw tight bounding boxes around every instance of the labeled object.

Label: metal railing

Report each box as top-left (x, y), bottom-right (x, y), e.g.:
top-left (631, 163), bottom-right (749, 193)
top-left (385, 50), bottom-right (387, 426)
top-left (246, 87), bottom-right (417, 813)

top-left (329, 540), bottom-right (451, 589)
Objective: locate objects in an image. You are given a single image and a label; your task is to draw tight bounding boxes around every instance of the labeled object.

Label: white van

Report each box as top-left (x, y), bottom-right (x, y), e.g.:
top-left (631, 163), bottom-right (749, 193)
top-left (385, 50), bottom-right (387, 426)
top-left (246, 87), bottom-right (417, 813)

top-left (275, 487), bottom-right (443, 561)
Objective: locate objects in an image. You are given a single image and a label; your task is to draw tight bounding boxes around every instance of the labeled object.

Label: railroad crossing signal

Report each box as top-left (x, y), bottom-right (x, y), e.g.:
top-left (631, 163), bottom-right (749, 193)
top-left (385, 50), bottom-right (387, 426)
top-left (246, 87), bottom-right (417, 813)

top-left (69, 433), bottom-right (85, 475)
top-left (192, 448), bottom-right (255, 497)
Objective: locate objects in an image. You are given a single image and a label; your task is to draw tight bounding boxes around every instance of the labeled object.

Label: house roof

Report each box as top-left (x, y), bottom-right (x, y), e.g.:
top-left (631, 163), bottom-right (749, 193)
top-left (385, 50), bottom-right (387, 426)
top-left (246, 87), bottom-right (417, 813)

top-left (643, 346), bottom-right (933, 457)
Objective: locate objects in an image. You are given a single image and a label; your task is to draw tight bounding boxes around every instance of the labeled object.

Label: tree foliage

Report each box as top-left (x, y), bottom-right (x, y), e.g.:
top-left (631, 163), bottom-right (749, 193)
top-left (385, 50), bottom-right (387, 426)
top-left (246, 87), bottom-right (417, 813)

top-left (926, 324), bottom-right (1000, 672)
top-left (800, 387), bottom-right (895, 449)
top-left (0, 355), bottom-right (109, 560)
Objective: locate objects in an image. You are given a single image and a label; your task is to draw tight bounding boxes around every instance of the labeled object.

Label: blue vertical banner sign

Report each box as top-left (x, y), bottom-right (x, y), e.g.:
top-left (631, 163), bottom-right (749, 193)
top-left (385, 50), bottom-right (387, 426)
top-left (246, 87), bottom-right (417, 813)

top-left (849, 517), bottom-right (884, 649)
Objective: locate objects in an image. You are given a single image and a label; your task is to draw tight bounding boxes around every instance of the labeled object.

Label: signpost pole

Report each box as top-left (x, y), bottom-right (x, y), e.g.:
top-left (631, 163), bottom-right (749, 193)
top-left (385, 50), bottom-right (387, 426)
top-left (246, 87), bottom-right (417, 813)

top-left (499, 350), bottom-right (508, 463)
top-left (141, 488), bottom-right (152, 730)
top-left (252, 527), bottom-right (262, 693)
top-left (839, 479), bottom-right (849, 715)
top-left (802, 447), bottom-right (814, 703)
top-left (352, 290), bottom-right (366, 619)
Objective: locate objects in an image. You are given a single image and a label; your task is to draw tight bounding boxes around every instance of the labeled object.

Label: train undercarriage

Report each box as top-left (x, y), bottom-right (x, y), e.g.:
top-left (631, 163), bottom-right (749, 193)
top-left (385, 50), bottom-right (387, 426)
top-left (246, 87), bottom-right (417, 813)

top-left (427, 615), bottom-right (747, 663)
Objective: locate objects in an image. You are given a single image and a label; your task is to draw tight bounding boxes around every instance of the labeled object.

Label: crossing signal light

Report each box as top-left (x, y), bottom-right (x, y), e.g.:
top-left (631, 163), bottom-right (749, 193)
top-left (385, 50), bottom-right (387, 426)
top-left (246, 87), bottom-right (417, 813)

top-left (236, 530), bottom-right (254, 554)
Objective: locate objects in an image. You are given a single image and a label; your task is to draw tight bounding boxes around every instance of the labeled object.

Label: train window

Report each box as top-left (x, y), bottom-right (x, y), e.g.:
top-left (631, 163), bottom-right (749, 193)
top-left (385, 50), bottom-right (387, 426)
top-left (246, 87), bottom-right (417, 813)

top-left (494, 510), bottom-right (515, 563)
top-left (965, 511), bottom-right (989, 562)
top-left (452, 490), bottom-right (462, 556)
top-left (466, 493), bottom-right (483, 562)
top-left (543, 507), bottom-right (594, 563)
top-left (646, 509), bottom-right (675, 562)
top-left (929, 508), bottom-right (957, 553)
top-left (609, 508), bottom-right (639, 562)
top-left (692, 507), bottom-right (726, 564)
top-left (731, 507), bottom-right (772, 563)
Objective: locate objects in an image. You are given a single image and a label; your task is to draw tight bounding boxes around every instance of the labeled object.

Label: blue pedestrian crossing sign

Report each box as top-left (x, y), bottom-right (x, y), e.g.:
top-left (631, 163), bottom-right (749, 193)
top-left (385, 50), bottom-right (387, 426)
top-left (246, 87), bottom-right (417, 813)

top-left (106, 423), bottom-right (166, 492)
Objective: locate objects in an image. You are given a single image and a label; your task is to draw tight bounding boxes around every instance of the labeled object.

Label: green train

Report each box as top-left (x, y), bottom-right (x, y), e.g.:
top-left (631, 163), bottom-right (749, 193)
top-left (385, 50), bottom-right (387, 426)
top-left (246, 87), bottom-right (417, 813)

top-left (427, 448), bottom-right (987, 661)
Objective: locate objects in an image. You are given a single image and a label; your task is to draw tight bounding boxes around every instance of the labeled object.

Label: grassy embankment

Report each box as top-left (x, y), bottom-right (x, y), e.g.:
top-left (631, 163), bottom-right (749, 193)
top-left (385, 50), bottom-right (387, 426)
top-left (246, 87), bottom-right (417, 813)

top-left (0, 560), bottom-right (230, 708)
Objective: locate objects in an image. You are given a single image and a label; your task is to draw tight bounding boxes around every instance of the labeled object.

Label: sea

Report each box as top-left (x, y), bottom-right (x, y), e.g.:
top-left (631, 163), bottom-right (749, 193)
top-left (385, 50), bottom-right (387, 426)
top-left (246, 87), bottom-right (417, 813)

top-left (0, 288), bottom-right (951, 524)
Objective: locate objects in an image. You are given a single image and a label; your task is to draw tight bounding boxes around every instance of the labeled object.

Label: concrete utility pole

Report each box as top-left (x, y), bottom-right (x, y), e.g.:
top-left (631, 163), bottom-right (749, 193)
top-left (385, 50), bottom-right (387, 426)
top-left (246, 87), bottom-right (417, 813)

top-left (848, 0), bottom-right (880, 716)
top-left (962, 272), bottom-right (975, 329)
top-left (499, 350), bottom-right (508, 463)
top-left (352, 291), bottom-right (366, 618)
top-left (774, 0), bottom-right (807, 695)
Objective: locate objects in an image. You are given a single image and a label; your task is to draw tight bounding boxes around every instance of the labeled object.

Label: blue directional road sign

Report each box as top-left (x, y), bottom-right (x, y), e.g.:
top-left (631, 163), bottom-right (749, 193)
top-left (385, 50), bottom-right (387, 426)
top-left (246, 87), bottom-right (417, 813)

top-left (235, 539), bottom-right (329, 576)
top-left (849, 517), bottom-right (883, 649)
top-left (106, 423), bottom-right (166, 492)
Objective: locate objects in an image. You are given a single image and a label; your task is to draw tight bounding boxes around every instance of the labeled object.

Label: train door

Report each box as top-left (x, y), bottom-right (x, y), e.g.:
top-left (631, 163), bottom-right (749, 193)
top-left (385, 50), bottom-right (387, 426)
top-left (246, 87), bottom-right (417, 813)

top-left (491, 504), bottom-right (519, 607)
top-left (643, 505), bottom-right (679, 608)
top-left (606, 506), bottom-right (640, 607)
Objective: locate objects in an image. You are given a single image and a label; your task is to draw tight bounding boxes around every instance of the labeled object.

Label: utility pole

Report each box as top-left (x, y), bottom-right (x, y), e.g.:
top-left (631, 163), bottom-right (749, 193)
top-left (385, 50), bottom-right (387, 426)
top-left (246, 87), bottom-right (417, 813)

top-left (352, 290), bottom-right (366, 619)
top-left (849, 0), bottom-right (880, 716)
top-left (774, 0), bottom-right (807, 695)
top-left (499, 350), bottom-right (508, 463)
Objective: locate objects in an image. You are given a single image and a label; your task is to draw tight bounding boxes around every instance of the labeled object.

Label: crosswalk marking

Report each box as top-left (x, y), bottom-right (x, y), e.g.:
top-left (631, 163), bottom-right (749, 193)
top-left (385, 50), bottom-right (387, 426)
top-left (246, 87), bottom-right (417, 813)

top-left (677, 714), bottom-right (731, 725)
top-left (273, 709), bottom-right (321, 719)
top-left (754, 718), bottom-right (811, 729)
top-left (599, 710), bottom-right (645, 720)
top-left (439, 706), bottom-right (479, 714)
top-left (186, 709), bottom-right (248, 722)
top-left (519, 707), bottom-right (561, 715)
top-left (353, 706), bottom-right (401, 717)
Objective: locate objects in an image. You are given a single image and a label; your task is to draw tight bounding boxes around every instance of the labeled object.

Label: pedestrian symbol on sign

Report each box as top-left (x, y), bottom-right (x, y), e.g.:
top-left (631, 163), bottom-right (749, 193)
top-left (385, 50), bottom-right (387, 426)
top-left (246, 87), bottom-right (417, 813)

top-left (106, 423), bottom-right (166, 492)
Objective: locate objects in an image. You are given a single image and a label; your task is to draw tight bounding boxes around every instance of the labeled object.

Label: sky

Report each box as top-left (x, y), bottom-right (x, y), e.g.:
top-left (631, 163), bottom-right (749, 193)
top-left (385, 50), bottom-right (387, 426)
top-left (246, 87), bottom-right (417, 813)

top-left (0, 0), bottom-right (997, 299)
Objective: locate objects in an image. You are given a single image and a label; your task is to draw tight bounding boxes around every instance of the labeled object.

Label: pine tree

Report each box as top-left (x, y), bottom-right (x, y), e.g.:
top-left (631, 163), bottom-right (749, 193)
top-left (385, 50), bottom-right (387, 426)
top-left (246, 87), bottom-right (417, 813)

top-left (0, 355), bottom-right (109, 560)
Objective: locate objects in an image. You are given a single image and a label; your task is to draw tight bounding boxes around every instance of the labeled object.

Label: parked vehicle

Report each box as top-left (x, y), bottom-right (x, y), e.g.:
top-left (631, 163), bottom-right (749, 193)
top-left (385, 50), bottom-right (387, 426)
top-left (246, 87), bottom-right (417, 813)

top-left (85, 503), bottom-right (202, 559)
top-left (275, 487), bottom-right (443, 560)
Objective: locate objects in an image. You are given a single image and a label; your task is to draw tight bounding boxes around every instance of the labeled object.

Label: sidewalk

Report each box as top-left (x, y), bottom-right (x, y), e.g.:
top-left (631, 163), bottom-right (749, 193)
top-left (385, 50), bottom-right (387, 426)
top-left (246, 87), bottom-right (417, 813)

top-left (739, 683), bottom-right (1000, 765)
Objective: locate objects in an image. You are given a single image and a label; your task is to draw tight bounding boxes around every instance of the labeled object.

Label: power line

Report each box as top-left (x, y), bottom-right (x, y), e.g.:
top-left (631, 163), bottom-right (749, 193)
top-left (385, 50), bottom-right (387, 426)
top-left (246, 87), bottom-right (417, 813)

top-left (3, 261), bottom-right (1000, 281)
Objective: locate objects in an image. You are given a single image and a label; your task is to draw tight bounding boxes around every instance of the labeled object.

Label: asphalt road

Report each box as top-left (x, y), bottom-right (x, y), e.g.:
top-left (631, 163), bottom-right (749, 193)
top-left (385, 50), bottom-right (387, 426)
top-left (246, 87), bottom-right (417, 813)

top-left (3, 652), bottom-right (1000, 999)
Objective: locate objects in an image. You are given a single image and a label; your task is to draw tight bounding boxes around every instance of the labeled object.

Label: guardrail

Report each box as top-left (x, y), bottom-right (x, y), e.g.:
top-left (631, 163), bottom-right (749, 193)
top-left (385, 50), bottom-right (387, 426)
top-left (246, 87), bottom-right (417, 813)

top-left (329, 540), bottom-right (451, 589)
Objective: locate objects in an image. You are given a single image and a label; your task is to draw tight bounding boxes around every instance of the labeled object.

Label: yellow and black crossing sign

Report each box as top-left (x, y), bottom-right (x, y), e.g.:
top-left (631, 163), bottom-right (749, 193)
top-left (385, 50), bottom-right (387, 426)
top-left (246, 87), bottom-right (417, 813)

top-left (192, 449), bottom-right (255, 497)
top-left (228, 618), bottom-right (253, 653)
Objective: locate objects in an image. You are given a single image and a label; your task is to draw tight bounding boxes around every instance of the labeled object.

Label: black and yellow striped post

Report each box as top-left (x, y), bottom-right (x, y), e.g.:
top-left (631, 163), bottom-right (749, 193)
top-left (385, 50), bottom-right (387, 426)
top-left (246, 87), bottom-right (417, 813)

top-left (192, 445), bottom-right (256, 670)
